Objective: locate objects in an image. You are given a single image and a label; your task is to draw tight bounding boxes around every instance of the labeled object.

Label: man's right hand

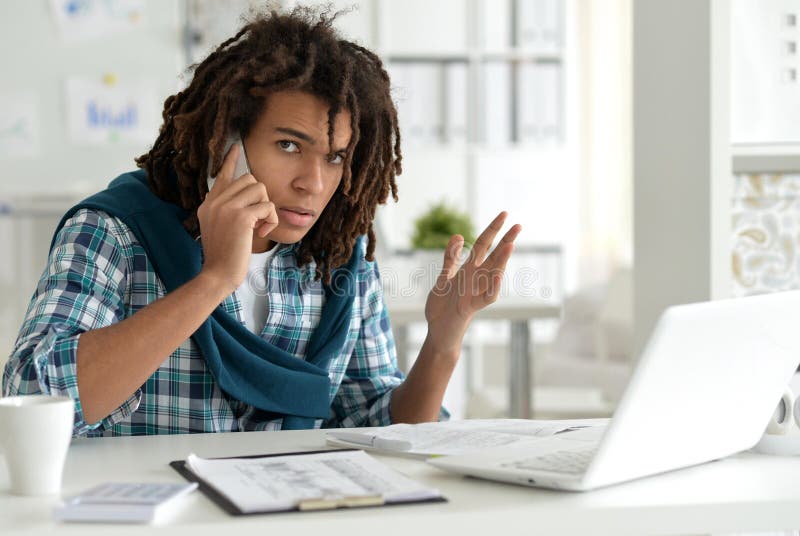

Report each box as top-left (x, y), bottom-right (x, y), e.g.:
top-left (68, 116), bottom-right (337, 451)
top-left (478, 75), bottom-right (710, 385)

top-left (197, 143), bottom-right (279, 294)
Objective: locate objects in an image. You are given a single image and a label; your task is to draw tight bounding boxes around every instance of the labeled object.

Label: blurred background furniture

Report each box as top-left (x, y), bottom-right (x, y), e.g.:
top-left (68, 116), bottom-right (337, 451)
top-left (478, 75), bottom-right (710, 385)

top-left (465, 268), bottom-right (633, 419)
top-left (0, 194), bottom-right (82, 358)
top-left (382, 244), bottom-right (567, 419)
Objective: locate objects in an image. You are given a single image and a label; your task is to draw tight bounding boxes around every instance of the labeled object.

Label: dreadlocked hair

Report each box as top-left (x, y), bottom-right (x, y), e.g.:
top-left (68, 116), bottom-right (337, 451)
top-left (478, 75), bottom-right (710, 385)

top-left (135, 5), bottom-right (402, 284)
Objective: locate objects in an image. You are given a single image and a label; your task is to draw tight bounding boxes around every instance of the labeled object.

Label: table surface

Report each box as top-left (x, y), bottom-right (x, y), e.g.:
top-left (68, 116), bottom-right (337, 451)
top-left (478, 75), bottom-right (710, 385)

top-left (2, 429), bottom-right (800, 535)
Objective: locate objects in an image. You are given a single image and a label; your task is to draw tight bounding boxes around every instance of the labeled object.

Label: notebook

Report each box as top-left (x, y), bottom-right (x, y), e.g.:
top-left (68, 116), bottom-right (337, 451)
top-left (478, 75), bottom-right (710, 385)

top-left (326, 418), bottom-right (608, 458)
top-left (170, 449), bottom-right (445, 514)
top-left (428, 291), bottom-right (800, 491)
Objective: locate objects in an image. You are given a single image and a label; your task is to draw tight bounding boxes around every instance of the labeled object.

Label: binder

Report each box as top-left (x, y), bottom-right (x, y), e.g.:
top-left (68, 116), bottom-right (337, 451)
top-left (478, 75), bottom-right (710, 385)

top-left (538, 62), bottom-right (562, 142)
top-left (482, 61), bottom-right (512, 145)
top-left (170, 449), bottom-right (446, 515)
top-left (518, 61), bottom-right (562, 144)
top-left (518, 61), bottom-right (541, 143)
top-left (478, 0), bottom-right (511, 51)
top-left (409, 63), bottom-right (444, 145)
top-left (444, 62), bottom-right (469, 145)
top-left (516, 0), bottom-right (563, 52)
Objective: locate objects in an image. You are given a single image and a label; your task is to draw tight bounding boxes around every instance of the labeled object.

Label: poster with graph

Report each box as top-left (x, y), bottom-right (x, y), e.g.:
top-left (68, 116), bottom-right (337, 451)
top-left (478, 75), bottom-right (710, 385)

top-left (0, 93), bottom-right (40, 159)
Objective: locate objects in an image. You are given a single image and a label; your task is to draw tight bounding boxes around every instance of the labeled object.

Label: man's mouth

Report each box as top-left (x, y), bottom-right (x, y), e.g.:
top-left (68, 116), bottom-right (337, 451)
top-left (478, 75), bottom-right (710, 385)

top-left (278, 207), bottom-right (315, 227)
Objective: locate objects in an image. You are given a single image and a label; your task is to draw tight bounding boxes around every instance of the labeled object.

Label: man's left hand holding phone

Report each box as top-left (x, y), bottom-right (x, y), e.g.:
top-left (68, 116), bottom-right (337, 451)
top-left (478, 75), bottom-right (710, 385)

top-left (197, 135), bottom-right (280, 296)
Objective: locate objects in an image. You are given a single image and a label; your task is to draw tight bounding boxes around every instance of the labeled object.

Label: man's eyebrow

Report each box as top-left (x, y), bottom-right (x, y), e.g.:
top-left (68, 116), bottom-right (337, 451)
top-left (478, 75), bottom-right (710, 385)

top-left (275, 127), bottom-right (316, 145)
top-left (275, 126), bottom-right (348, 153)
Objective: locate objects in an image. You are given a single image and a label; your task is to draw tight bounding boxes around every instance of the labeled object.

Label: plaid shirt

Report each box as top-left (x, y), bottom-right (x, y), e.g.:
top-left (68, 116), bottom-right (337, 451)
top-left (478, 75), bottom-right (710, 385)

top-left (3, 208), bottom-right (424, 437)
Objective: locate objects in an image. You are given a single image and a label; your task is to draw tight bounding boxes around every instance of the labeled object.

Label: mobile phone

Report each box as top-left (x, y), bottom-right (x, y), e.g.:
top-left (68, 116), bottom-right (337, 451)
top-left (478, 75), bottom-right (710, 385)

top-left (207, 134), bottom-right (251, 190)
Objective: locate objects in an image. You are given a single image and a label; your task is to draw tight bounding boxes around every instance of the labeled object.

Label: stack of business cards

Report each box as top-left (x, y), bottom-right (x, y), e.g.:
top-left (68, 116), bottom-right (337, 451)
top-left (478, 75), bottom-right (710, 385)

top-left (54, 482), bottom-right (198, 523)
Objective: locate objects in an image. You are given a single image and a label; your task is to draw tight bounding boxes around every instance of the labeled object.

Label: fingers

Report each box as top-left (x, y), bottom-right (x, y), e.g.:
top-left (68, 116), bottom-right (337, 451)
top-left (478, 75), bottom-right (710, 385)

top-left (221, 180), bottom-right (269, 208)
top-left (431, 235), bottom-right (463, 295)
top-left (242, 201), bottom-right (279, 234)
top-left (256, 216), bottom-right (279, 237)
top-left (209, 142), bottom-right (240, 195)
top-left (471, 221), bottom-right (520, 306)
top-left (481, 223), bottom-right (522, 271)
top-left (255, 201), bottom-right (280, 238)
top-left (482, 242), bottom-right (514, 305)
top-left (470, 212), bottom-right (508, 266)
top-left (438, 235), bottom-right (464, 282)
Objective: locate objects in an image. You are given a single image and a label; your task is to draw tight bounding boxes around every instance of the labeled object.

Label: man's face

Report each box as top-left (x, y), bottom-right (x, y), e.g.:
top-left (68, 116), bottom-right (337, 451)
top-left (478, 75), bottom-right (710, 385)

top-left (242, 90), bottom-right (352, 249)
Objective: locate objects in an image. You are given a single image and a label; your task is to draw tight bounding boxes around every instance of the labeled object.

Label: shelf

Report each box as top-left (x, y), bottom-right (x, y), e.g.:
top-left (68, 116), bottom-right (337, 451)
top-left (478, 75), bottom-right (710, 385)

top-left (384, 50), bottom-right (562, 63)
top-left (479, 50), bottom-right (562, 63)
top-left (384, 52), bottom-right (469, 62)
top-left (731, 143), bottom-right (800, 156)
top-left (398, 142), bottom-right (568, 155)
top-left (731, 144), bottom-right (800, 174)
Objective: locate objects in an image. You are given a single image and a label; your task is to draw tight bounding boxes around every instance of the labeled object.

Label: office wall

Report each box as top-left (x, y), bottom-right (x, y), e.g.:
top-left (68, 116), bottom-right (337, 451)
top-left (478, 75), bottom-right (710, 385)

top-left (0, 1), bottom-right (183, 196)
top-left (633, 0), bottom-right (732, 351)
top-left (0, 1), bottom-right (183, 357)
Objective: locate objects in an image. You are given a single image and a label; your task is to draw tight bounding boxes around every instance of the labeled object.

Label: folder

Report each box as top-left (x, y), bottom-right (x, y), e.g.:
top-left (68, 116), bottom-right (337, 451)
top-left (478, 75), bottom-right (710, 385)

top-left (170, 449), bottom-right (445, 515)
top-left (478, 0), bottom-right (511, 51)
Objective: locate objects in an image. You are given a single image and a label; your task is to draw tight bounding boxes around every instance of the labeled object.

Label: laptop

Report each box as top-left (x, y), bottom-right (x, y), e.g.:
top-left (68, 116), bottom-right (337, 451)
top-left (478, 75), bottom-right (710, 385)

top-left (428, 291), bottom-right (800, 491)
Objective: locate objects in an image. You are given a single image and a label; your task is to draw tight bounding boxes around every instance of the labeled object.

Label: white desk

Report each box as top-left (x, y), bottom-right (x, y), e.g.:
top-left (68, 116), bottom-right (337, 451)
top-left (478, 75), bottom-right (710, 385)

top-left (3, 429), bottom-right (800, 535)
top-left (385, 295), bottom-right (562, 419)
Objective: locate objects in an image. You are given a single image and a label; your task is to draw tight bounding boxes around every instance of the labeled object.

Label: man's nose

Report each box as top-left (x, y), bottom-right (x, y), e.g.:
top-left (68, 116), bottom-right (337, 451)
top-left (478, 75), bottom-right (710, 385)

top-left (294, 157), bottom-right (325, 193)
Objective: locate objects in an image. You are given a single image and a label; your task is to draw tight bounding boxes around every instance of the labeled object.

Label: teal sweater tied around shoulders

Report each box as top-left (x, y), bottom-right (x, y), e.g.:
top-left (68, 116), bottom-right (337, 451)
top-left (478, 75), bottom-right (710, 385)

top-left (53, 169), bottom-right (362, 430)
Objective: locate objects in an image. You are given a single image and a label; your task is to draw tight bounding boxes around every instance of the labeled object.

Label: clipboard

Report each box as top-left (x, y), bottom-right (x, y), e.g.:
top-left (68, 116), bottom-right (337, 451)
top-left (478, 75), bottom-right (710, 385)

top-left (169, 449), bottom-right (446, 516)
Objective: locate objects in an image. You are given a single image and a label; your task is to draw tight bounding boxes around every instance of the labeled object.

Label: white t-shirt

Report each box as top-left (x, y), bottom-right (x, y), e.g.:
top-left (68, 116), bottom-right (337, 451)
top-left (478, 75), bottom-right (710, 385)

top-left (235, 246), bottom-right (278, 334)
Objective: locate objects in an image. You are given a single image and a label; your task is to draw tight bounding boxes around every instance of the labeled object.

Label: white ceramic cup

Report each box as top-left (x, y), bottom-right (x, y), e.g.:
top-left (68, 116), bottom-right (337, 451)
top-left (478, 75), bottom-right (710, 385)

top-left (0, 395), bottom-right (74, 495)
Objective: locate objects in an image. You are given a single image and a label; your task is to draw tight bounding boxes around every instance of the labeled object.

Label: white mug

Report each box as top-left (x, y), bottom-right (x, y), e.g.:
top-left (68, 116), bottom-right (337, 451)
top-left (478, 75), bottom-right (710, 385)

top-left (0, 395), bottom-right (74, 495)
top-left (766, 386), bottom-right (800, 435)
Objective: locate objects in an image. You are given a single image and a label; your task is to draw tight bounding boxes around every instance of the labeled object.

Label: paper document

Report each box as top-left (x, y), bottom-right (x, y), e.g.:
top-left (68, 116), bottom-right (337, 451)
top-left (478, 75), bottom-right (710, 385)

top-left (184, 451), bottom-right (441, 514)
top-left (327, 418), bottom-right (608, 458)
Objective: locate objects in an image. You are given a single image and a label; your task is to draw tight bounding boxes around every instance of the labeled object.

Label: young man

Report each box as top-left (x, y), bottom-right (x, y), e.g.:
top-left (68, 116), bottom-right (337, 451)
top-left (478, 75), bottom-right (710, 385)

top-left (3, 8), bottom-right (520, 436)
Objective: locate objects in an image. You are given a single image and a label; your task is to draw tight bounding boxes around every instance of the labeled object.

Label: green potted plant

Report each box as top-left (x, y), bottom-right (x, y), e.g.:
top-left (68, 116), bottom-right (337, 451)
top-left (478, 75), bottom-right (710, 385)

top-left (396, 201), bottom-right (474, 300)
top-left (411, 202), bottom-right (476, 251)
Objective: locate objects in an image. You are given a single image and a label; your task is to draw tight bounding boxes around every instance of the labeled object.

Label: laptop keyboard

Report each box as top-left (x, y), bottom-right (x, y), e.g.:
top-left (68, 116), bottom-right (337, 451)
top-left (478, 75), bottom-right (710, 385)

top-left (502, 447), bottom-right (598, 474)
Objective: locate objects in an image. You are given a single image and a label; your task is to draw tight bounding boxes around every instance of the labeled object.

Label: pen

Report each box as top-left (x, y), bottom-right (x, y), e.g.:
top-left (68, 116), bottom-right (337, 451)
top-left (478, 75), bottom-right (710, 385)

top-left (327, 432), bottom-right (413, 451)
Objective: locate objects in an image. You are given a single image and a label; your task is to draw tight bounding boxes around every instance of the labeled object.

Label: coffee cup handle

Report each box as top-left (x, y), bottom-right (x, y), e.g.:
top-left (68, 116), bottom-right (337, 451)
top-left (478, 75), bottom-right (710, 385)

top-left (767, 387), bottom-right (795, 435)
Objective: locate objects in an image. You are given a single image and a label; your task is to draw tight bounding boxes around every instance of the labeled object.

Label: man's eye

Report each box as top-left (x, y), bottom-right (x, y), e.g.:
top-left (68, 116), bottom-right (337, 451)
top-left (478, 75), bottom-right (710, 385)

top-left (328, 153), bottom-right (344, 165)
top-left (278, 140), bottom-right (299, 152)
